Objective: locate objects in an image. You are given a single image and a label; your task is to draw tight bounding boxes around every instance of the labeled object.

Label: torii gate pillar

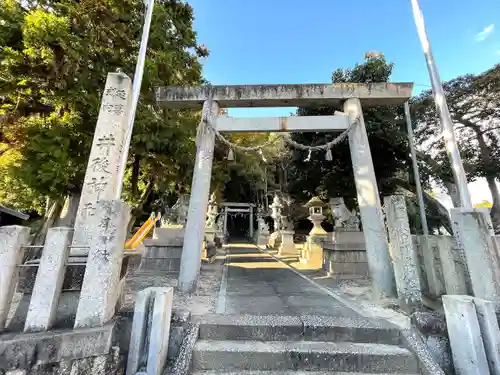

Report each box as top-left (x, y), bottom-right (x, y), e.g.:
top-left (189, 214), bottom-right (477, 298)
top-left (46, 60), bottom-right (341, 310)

top-left (178, 100), bottom-right (219, 292)
top-left (345, 98), bottom-right (396, 298)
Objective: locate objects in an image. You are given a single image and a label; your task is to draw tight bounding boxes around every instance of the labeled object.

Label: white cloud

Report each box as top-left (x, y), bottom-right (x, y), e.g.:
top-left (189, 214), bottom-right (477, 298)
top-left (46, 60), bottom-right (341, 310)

top-left (476, 24), bottom-right (495, 41)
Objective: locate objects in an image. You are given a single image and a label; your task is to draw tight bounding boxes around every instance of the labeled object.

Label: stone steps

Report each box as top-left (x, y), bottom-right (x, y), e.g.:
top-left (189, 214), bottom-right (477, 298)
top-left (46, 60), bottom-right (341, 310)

top-left (195, 314), bottom-right (401, 345)
top-left (191, 314), bottom-right (419, 373)
top-left (193, 372), bottom-right (418, 375)
top-left (191, 340), bottom-right (419, 372)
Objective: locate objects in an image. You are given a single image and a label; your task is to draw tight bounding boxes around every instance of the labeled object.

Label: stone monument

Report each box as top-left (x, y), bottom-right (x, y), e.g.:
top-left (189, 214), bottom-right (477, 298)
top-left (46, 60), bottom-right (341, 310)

top-left (71, 72), bottom-right (133, 257)
top-left (19, 72), bottom-right (134, 294)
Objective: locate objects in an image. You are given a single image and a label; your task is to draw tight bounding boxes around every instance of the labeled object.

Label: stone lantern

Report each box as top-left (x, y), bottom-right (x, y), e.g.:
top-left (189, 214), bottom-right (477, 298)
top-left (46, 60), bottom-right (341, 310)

top-left (304, 197), bottom-right (327, 236)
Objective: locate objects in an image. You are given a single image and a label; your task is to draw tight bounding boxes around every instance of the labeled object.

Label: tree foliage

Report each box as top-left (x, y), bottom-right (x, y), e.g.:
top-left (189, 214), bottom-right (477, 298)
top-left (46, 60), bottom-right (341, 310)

top-left (412, 64), bottom-right (500, 229)
top-left (287, 55), bottom-right (411, 209)
top-left (0, 0), bottom-right (208, 224)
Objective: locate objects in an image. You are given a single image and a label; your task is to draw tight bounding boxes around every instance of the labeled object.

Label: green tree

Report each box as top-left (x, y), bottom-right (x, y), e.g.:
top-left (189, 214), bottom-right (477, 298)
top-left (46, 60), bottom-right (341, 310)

top-left (412, 64), bottom-right (500, 230)
top-left (0, 0), bottom-right (208, 232)
top-left (287, 54), bottom-right (410, 211)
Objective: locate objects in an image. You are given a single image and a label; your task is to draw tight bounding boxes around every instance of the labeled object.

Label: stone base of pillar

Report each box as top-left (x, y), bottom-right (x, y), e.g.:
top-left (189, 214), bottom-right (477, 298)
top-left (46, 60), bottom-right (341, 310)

top-left (278, 230), bottom-right (296, 256)
top-left (268, 231), bottom-right (282, 249)
top-left (257, 231), bottom-right (269, 248)
top-left (153, 226), bottom-right (185, 243)
top-left (202, 229), bottom-right (217, 262)
top-left (74, 200), bottom-right (130, 329)
top-left (300, 234), bottom-right (327, 269)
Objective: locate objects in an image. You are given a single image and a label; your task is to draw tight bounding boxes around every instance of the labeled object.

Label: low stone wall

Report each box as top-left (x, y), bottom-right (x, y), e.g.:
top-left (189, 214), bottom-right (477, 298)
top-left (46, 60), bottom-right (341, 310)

top-left (1, 308), bottom-right (192, 375)
top-left (0, 321), bottom-right (123, 375)
top-left (413, 235), bottom-right (471, 301)
top-left (18, 255), bottom-right (134, 294)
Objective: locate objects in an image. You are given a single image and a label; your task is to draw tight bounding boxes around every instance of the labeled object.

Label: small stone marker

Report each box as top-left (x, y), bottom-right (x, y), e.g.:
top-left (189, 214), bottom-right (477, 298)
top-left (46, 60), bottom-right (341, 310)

top-left (24, 227), bottom-right (73, 332)
top-left (126, 287), bottom-right (174, 375)
top-left (74, 199), bottom-right (130, 328)
top-left (0, 226), bottom-right (30, 331)
top-left (71, 72), bottom-right (132, 256)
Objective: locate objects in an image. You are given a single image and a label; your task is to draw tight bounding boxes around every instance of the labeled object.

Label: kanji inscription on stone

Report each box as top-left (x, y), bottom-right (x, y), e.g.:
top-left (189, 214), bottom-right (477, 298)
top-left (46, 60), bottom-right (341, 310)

top-left (71, 72), bottom-right (132, 255)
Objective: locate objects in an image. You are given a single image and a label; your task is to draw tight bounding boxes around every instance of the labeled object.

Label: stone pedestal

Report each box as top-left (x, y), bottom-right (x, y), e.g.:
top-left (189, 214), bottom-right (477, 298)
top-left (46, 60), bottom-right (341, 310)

top-left (257, 230), bottom-right (269, 248)
top-left (301, 235), bottom-right (328, 269)
top-left (268, 231), bottom-right (282, 249)
top-left (139, 239), bottom-right (182, 274)
top-left (74, 200), bottom-right (130, 328)
top-left (323, 230), bottom-right (368, 277)
top-left (278, 230), bottom-right (296, 256)
top-left (0, 226), bottom-right (30, 332)
top-left (153, 225), bottom-right (184, 242)
top-left (203, 228), bottom-right (217, 261)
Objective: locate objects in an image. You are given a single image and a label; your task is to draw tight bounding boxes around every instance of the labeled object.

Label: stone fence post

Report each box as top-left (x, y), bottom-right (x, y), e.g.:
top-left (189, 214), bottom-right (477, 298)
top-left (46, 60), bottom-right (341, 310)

top-left (24, 227), bottom-right (73, 332)
top-left (384, 195), bottom-right (422, 309)
top-left (0, 226), bottom-right (30, 332)
top-left (451, 209), bottom-right (500, 302)
top-left (74, 199), bottom-right (130, 328)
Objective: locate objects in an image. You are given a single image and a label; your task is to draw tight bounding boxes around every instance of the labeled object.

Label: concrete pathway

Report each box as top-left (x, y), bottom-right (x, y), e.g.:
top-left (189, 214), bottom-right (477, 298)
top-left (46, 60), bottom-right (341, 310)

top-left (216, 245), bottom-right (360, 316)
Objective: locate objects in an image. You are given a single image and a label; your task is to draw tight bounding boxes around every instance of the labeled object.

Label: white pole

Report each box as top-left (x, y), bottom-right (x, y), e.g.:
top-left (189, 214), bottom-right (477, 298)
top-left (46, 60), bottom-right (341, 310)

top-left (405, 102), bottom-right (429, 235)
top-left (410, 0), bottom-right (472, 208)
top-left (115, 0), bottom-right (155, 199)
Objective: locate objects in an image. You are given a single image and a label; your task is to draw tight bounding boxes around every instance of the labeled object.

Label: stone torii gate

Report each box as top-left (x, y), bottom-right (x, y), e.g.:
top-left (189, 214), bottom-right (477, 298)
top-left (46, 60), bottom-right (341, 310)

top-left (156, 83), bottom-right (413, 295)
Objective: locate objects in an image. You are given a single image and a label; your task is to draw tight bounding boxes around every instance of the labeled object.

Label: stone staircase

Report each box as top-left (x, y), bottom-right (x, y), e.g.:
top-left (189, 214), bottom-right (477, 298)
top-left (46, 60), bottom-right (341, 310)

top-left (190, 314), bottom-right (420, 374)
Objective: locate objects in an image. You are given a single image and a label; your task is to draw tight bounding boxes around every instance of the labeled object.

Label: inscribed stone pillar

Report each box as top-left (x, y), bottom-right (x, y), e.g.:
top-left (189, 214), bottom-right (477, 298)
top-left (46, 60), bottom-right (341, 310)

top-left (24, 227), bottom-right (73, 332)
top-left (450, 209), bottom-right (500, 302)
top-left (74, 200), bottom-right (130, 328)
top-left (72, 72), bottom-right (132, 256)
top-left (0, 226), bottom-right (30, 331)
top-left (178, 99), bottom-right (219, 293)
top-left (344, 98), bottom-right (396, 299)
top-left (384, 195), bottom-right (422, 309)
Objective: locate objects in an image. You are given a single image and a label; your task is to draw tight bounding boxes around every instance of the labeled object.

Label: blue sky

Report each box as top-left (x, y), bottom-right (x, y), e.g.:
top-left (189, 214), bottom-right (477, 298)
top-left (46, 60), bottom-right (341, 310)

top-left (189, 0), bottom-right (499, 118)
top-left (187, 0), bottom-right (499, 205)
